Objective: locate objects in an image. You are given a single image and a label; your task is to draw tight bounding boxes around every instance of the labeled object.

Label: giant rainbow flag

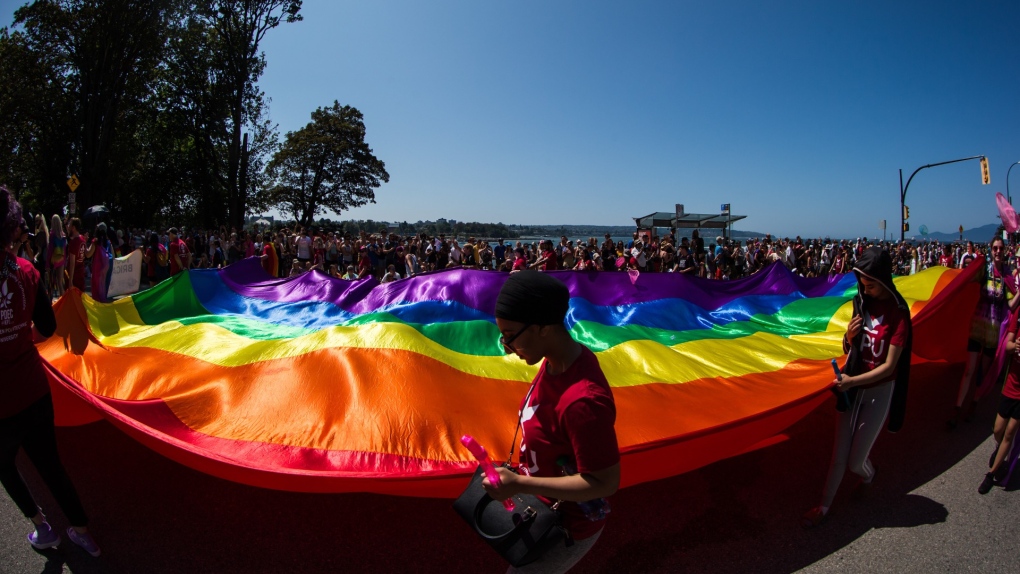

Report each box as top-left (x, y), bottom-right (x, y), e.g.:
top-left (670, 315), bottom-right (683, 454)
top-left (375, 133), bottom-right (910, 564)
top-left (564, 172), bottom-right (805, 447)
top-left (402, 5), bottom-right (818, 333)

top-left (39, 258), bottom-right (979, 496)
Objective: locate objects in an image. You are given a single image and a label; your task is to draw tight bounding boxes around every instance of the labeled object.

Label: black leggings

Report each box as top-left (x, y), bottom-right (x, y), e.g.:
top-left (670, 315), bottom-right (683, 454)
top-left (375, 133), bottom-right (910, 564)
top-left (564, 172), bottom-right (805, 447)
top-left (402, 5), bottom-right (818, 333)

top-left (0, 395), bottom-right (89, 527)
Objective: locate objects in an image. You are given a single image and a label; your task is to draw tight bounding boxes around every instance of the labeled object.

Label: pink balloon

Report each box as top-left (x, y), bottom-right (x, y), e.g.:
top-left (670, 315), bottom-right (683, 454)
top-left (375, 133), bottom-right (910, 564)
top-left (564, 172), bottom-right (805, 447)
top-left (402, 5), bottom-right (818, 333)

top-left (996, 193), bottom-right (1019, 233)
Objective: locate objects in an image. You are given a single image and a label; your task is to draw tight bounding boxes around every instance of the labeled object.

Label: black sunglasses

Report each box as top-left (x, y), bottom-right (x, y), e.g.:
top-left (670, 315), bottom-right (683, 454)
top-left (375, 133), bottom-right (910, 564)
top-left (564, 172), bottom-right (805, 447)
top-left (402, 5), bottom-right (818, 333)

top-left (499, 323), bottom-right (533, 353)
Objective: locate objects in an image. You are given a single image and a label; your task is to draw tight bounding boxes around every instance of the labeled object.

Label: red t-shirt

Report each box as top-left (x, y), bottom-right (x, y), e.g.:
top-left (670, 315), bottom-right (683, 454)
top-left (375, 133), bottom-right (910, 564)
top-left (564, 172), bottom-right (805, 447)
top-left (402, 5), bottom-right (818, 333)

top-left (145, 247), bottom-right (156, 278)
top-left (262, 243), bottom-right (279, 277)
top-left (68, 234), bottom-right (86, 290)
top-left (857, 297), bottom-right (909, 379)
top-left (0, 253), bottom-right (50, 418)
top-left (357, 252), bottom-right (371, 277)
top-left (541, 249), bottom-right (558, 272)
top-left (518, 346), bottom-right (619, 540)
top-left (146, 245), bottom-right (167, 278)
top-left (169, 238), bottom-right (190, 275)
top-left (1003, 316), bottom-right (1020, 400)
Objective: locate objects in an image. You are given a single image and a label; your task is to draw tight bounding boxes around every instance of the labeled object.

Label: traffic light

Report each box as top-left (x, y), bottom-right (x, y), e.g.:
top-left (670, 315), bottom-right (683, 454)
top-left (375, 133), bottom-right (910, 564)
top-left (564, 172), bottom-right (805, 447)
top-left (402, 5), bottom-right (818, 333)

top-left (903, 222), bottom-right (909, 232)
top-left (902, 205), bottom-right (909, 220)
top-left (981, 157), bottom-right (991, 185)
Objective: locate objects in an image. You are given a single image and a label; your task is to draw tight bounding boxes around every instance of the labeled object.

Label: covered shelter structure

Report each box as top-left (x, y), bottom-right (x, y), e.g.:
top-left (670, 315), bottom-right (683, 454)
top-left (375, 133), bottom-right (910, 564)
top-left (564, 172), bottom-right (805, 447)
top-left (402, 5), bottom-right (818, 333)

top-left (633, 211), bottom-right (747, 241)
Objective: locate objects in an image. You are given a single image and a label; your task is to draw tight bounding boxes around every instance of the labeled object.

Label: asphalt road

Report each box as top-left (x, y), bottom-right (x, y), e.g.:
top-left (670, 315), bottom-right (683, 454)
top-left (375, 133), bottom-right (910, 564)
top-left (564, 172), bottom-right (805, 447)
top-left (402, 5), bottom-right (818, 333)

top-left (0, 362), bottom-right (1016, 574)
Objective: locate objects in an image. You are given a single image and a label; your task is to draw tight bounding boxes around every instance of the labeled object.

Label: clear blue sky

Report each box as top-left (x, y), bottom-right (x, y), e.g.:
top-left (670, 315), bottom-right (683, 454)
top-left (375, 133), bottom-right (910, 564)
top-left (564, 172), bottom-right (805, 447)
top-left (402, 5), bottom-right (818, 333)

top-left (4, 0), bottom-right (1019, 238)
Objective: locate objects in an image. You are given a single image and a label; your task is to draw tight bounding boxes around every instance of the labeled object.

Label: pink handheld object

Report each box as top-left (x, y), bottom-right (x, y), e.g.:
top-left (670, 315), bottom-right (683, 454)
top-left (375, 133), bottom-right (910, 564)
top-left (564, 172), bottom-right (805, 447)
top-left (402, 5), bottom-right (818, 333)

top-left (461, 435), bottom-right (514, 511)
top-left (997, 193), bottom-right (1020, 234)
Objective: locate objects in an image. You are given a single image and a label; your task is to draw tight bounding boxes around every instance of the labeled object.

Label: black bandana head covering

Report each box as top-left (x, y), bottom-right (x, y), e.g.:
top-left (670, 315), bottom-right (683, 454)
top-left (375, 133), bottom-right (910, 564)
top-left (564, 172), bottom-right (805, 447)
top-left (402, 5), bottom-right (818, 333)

top-left (852, 246), bottom-right (906, 308)
top-left (495, 271), bottom-right (569, 326)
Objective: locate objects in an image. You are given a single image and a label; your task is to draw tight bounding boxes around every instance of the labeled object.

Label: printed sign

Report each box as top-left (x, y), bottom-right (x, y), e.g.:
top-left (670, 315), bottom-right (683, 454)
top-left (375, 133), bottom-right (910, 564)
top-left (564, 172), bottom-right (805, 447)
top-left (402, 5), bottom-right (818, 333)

top-left (108, 249), bottom-right (142, 297)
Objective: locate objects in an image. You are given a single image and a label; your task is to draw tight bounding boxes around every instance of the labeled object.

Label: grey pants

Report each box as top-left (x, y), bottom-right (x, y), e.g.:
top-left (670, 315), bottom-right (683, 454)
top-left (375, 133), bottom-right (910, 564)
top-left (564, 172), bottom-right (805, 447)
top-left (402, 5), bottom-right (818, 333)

top-left (507, 528), bottom-right (603, 574)
top-left (821, 380), bottom-right (895, 508)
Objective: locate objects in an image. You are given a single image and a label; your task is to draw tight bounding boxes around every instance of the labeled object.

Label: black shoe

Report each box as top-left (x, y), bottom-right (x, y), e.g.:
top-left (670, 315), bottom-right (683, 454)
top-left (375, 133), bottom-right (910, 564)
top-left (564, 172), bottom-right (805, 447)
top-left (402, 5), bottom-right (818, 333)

top-left (946, 406), bottom-right (962, 430)
top-left (852, 475), bottom-right (874, 501)
top-left (994, 463), bottom-right (1008, 482)
top-left (964, 401), bottom-right (977, 423)
top-left (979, 472), bottom-right (995, 495)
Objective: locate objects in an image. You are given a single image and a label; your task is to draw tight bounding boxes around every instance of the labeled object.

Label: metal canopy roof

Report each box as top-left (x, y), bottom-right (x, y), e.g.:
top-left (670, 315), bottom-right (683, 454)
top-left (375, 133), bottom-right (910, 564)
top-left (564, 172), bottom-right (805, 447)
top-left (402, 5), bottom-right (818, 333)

top-left (633, 211), bottom-right (747, 230)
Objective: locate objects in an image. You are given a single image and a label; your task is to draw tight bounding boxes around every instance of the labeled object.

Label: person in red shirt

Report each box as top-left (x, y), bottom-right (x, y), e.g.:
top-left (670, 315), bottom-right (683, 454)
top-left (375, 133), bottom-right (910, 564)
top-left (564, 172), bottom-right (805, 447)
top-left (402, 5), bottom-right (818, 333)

top-left (65, 218), bottom-right (86, 292)
top-left (167, 227), bottom-right (191, 275)
top-left (979, 313), bottom-right (1020, 493)
top-left (184, 232), bottom-right (195, 260)
top-left (938, 244), bottom-right (954, 268)
top-left (484, 272), bottom-right (620, 570)
top-left (803, 247), bottom-right (912, 528)
top-left (529, 240), bottom-right (558, 271)
top-left (510, 247), bottom-right (528, 272)
top-left (142, 233), bottom-right (169, 286)
top-left (356, 246), bottom-right (372, 278)
top-left (0, 186), bottom-right (101, 556)
top-left (829, 247), bottom-right (846, 275)
top-left (259, 234), bottom-right (279, 277)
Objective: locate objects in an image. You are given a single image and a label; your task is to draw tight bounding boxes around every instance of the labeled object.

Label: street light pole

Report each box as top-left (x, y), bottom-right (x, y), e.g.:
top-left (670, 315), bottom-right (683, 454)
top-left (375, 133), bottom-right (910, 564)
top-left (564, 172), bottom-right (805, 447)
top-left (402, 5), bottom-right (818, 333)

top-left (899, 155), bottom-right (986, 242)
top-left (1007, 161), bottom-right (1020, 205)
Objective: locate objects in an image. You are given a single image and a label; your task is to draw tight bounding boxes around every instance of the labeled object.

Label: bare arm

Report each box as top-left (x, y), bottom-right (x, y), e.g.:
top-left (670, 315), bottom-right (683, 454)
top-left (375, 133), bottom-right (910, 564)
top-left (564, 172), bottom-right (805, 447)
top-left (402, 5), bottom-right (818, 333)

top-left (836, 343), bottom-right (903, 391)
top-left (1009, 287), bottom-right (1020, 311)
top-left (483, 463), bottom-right (620, 503)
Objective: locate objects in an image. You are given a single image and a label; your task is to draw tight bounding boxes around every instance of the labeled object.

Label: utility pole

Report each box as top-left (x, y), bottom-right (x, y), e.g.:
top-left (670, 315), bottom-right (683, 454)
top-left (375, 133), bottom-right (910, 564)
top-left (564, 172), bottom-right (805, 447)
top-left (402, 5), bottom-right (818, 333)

top-left (900, 155), bottom-right (988, 242)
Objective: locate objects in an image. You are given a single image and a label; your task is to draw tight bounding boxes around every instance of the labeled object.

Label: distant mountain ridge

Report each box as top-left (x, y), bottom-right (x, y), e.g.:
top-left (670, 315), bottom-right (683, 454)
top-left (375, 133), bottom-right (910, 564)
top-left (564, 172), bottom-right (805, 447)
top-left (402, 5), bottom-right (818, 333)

top-left (909, 223), bottom-right (1000, 242)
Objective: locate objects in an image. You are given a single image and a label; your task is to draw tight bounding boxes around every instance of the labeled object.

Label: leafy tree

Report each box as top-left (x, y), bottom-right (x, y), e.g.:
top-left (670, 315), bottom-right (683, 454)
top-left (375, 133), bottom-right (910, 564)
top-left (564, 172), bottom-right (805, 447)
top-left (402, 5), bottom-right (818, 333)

top-left (0, 0), bottom-right (300, 231)
top-left (0, 25), bottom-right (75, 216)
top-left (265, 102), bottom-right (389, 227)
top-left (197, 0), bottom-right (301, 230)
top-left (8, 0), bottom-right (173, 212)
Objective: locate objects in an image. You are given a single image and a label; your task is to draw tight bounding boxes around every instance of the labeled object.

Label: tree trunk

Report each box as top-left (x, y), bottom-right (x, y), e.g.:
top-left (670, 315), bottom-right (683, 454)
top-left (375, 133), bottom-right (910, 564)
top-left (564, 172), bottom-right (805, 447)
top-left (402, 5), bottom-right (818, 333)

top-left (227, 97), bottom-right (243, 229)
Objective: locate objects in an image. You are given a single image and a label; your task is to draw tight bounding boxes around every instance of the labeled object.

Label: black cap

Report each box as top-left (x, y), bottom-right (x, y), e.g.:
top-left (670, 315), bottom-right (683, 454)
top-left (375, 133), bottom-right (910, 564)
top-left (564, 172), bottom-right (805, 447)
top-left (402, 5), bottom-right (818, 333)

top-left (495, 272), bottom-right (570, 326)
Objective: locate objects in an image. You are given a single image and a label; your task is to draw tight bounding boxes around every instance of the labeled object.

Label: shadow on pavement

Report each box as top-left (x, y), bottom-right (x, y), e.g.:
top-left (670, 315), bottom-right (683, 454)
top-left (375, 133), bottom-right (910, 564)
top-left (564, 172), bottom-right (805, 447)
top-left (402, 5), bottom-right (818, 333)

top-left (17, 362), bottom-right (996, 573)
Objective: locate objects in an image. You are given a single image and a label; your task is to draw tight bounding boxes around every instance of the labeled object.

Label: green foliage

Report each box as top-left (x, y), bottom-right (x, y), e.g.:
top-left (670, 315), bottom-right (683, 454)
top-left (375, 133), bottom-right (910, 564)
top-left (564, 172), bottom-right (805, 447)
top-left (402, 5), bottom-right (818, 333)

top-left (197, 0), bottom-right (301, 229)
top-left (1, 0), bottom-right (172, 219)
top-left (264, 102), bottom-right (389, 227)
top-left (0, 0), bottom-right (298, 230)
top-left (0, 25), bottom-right (74, 214)
top-left (281, 218), bottom-right (520, 239)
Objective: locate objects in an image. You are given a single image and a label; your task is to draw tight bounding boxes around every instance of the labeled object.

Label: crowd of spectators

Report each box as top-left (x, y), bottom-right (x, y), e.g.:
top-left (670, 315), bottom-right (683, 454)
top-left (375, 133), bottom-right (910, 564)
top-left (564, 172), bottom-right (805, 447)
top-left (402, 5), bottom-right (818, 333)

top-left (12, 213), bottom-right (1005, 298)
top-left (225, 225), bottom-right (1001, 282)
